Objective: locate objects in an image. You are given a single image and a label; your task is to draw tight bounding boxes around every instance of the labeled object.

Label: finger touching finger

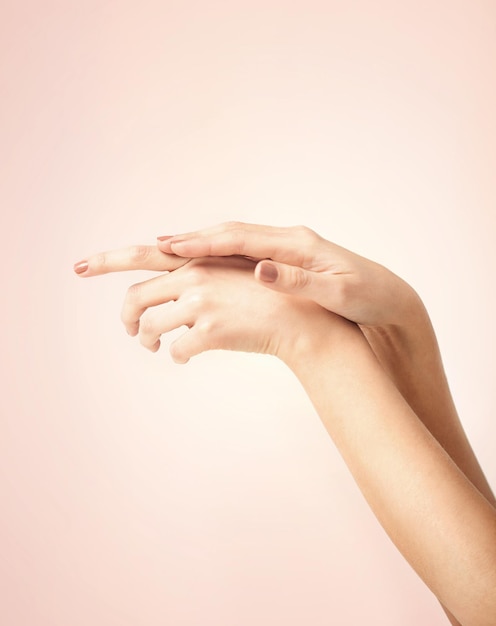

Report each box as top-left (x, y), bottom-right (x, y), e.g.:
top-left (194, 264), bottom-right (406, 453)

top-left (255, 259), bottom-right (349, 315)
top-left (169, 323), bottom-right (213, 364)
top-left (139, 300), bottom-right (193, 352)
top-left (74, 245), bottom-right (190, 277)
top-left (255, 260), bottom-right (315, 293)
top-left (121, 271), bottom-right (186, 336)
top-left (157, 222), bottom-right (324, 268)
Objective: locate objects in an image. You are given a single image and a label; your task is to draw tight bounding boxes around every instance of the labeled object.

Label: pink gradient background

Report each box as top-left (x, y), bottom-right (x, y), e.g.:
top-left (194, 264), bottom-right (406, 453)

top-left (1, 1), bottom-right (495, 624)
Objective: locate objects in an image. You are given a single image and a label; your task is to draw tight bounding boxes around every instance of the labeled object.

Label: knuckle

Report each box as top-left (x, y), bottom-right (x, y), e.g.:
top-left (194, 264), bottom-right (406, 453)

top-left (120, 307), bottom-right (136, 328)
top-left (126, 282), bottom-right (142, 302)
top-left (225, 220), bottom-right (244, 231)
top-left (193, 319), bottom-right (216, 352)
top-left (94, 252), bottom-right (107, 271)
top-left (228, 228), bottom-right (245, 255)
top-left (224, 222), bottom-right (247, 254)
top-left (290, 267), bottom-right (311, 290)
top-left (178, 291), bottom-right (208, 319)
top-left (196, 317), bottom-right (215, 335)
top-left (293, 224), bottom-right (317, 243)
top-left (139, 314), bottom-right (154, 335)
top-left (187, 262), bottom-right (211, 285)
top-left (184, 291), bottom-right (207, 312)
top-left (289, 226), bottom-right (321, 266)
top-left (129, 245), bottom-right (151, 263)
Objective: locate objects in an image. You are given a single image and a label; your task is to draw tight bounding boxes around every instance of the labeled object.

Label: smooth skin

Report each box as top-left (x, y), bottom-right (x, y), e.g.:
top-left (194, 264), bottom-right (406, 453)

top-left (75, 223), bottom-right (496, 625)
top-left (157, 222), bottom-right (495, 504)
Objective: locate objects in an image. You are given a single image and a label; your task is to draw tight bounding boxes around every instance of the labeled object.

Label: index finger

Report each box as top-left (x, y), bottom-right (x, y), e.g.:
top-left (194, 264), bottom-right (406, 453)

top-left (156, 222), bottom-right (326, 269)
top-left (73, 244), bottom-right (190, 277)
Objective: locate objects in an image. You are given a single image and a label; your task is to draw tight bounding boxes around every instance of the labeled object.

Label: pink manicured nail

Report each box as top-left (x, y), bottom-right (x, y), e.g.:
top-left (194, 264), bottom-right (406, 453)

top-left (157, 235), bottom-right (173, 242)
top-left (259, 262), bottom-right (278, 282)
top-left (73, 260), bottom-right (88, 274)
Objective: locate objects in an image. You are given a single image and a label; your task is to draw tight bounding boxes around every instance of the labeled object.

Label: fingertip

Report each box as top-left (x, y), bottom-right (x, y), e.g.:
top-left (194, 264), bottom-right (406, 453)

top-left (157, 236), bottom-right (190, 256)
top-left (256, 260), bottom-right (279, 283)
top-left (170, 345), bottom-right (189, 364)
top-left (172, 354), bottom-right (189, 365)
top-left (156, 236), bottom-right (173, 254)
top-left (169, 240), bottom-right (190, 256)
top-left (126, 323), bottom-right (140, 337)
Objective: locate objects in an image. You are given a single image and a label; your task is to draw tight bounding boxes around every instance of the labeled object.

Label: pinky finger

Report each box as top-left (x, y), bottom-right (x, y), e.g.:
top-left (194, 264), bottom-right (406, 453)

top-left (169, 322), bottom-right (213, 364)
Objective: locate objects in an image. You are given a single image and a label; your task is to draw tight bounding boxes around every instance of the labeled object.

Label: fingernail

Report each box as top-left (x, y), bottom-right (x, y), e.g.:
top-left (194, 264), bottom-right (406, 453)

top-left (74, 260), bottom-right (88, 275)
top-left (259, 262), bottom-right (278, 282)
top-left (168, 239), bottom-right (189, 252)
top-left (157, 235), bottom-right (173, 242)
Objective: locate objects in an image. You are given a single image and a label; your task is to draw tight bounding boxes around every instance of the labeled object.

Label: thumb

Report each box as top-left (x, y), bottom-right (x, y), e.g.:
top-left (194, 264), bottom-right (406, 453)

top-left (255, 260), bottom-right (314, 295)
top-left (255, 260), bottom-right (353, 319)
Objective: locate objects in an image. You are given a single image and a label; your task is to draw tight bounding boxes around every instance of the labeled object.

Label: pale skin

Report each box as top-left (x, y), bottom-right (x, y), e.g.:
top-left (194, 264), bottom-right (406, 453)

top-left (74, 222), bottom-right (496, 625)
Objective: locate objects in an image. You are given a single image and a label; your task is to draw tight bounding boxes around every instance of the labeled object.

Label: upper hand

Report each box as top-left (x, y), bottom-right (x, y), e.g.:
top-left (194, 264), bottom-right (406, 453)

top-left (157, 222), bottom-right (421, 328)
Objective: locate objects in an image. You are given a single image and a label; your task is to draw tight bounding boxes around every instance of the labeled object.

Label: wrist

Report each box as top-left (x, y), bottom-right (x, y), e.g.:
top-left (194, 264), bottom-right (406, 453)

top-left (360, 286), bottom-right (433, 360)
top-left (280, 307), bottom-right (366, 376)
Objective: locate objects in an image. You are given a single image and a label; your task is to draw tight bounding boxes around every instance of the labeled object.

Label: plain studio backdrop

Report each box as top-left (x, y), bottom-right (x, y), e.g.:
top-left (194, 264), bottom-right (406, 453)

top-left (1, 1), bottom-right (495, 624)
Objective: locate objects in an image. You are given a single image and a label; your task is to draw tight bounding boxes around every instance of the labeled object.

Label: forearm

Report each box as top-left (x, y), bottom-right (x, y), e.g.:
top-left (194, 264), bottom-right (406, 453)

top-left (361, 308), bottom-right (494, 626)
top-left (287, 321), bottom-right (496, 625)
top-left (360, 291), bottom-right (495, 509)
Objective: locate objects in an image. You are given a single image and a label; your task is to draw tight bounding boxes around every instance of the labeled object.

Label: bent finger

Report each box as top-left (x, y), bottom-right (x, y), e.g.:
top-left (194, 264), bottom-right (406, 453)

top-left (74, 245), bottom-right (190, 277)
top-left (121, 270), bottom-right (189, 336)
top-left (169, 321), bottom-right (214, 364)
top-left (139, 300), bottom-right (193, 352)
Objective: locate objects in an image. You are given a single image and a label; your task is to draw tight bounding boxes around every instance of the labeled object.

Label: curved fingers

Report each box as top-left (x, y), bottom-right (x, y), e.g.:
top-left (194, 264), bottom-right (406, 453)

top-left (121, 271), bottom-right (186, 335)
top-left (139, 300), bottom-right (194, 352)
top-left (169, 320), bottom-right (218, 364)
top-left (138, 296), bottom-right (218, 363)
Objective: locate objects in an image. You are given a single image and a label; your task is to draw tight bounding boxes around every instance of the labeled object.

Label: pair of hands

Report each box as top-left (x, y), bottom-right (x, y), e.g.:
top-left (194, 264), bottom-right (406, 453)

top-left (75, 221), bottom-right (496, 626)
top-left (74, 221), bottom-right (420, 366)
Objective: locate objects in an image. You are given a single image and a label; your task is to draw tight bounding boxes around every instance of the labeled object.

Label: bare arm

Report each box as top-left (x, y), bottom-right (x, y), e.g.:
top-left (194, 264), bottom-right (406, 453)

top-left (360, 303), bottom-right (495, 508)
top-left (287, 318), bottom-right (496, 626)
top-left (359, 311), bottom-right (496, 626)
top-left (75, 228), bottom-right (496, 623)
top-left (156, 222), bottom-right (495, 507)
top-left (155, 222), bottom-right (496, 626)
